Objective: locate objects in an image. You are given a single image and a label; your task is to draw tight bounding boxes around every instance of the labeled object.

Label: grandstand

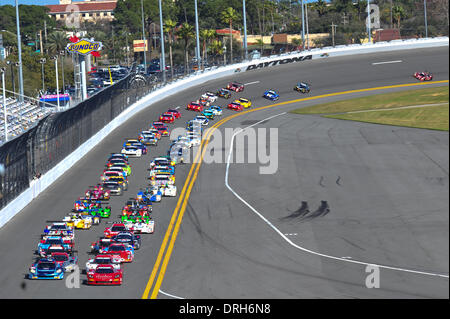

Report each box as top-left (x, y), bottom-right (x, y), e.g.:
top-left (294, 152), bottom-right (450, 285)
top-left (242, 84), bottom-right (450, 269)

top-left (0, 95), bottom-right (52, 145)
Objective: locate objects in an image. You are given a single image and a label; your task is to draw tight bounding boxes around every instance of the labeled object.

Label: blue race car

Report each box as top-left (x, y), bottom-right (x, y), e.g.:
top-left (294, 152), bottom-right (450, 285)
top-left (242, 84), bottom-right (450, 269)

top-left (138, 187), bottom-right (163, 203)
top-left (37, 236), bottom-right (72, 257)
top-left (294, 82), bottom-right (311, 93)
top-left (263, 90), bottom-right (280, 101)
top-left (28, 258), bottom-right (64, 280)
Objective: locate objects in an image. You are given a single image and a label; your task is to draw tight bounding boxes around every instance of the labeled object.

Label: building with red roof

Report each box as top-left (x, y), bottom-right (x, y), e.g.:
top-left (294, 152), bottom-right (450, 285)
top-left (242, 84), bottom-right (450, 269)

top-left (46, 0), bottom-right (117, 23)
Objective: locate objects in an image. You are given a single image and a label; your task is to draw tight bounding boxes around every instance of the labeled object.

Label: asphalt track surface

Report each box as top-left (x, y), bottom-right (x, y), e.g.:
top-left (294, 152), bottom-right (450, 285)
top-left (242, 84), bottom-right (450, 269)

top-left (0, 47), bottom-right (448, 299)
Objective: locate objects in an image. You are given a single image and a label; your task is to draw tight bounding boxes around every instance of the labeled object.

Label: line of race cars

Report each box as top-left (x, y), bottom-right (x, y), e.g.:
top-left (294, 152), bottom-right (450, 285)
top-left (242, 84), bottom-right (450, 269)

top-left (26, 80), bottom-right (312, 284)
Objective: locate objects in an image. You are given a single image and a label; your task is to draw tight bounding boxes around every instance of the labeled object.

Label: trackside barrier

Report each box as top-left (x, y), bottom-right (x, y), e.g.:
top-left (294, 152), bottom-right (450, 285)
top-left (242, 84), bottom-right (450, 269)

top-left (0, 37), bottom-right (448, 229)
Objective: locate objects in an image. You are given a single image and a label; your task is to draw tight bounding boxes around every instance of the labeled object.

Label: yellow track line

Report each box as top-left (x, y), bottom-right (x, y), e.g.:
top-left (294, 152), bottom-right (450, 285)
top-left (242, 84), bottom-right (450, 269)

top-left (142, 79), bottom-right (448, 299)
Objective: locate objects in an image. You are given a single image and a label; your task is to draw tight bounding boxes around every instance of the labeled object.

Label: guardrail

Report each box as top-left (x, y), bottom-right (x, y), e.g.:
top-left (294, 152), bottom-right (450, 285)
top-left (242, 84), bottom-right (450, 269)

top-left (0, 37), bottom-right (448, 229)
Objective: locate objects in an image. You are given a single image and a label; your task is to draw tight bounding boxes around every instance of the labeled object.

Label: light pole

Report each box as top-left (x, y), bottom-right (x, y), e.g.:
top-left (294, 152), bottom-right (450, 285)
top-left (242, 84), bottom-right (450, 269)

top-left (243, 0), bottom-right (248, 60)
top-left (424, 0), bottom-right (428, 38)
top-left (141, 0), bottom-right (147, 74)
top-left (158, 0), bottom-right (166, 82)
top-left (1, 67), bottom-right (7, 142)
top-left (52, 56), bottom-right (60, 111)
top-left (15, 0), bottom-right (24, 102)
top-left (301, 0), bottom-right (305, 50)
top-left (223, 44), bottom-right (227, 65)
top-left (5, 61), bottom-right (16, 97)
top-left (39, 58), bottom-right (46, 93)
top-left (305, 0), bottom-right (309, 50)
top-left (367, 0), bottom-right (372, 43)
top-left (194, 0), bottom-right (201, 68)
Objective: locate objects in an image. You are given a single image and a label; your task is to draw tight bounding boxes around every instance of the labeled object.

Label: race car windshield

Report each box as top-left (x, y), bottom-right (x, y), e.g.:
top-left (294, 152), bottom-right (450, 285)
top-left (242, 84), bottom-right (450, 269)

top-left (103, 183), bottom-right (119, 189)
top-left (96, 268), bottom-right (114, 274)
top-left (37, 262), bottom-right (56, 270)
top-left (156, 177), bottom-right (170, 181)
top-left (52, 255), bottom-right (68, 261)
top-left (50, 224), bottom-right (66, 230)
top-left (45, 238), bottom-right (63, 245)
top-left (111, 226), bottom-right (126, 232)
top-left (94, 258), bottom-right (112, 264)
top-left (109, 245), bottom-right (125, 251)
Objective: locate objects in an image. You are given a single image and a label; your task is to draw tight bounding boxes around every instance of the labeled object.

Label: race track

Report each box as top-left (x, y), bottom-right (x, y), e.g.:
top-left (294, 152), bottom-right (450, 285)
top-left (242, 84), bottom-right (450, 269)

top-left (0, 47), bottom-right (448, 298)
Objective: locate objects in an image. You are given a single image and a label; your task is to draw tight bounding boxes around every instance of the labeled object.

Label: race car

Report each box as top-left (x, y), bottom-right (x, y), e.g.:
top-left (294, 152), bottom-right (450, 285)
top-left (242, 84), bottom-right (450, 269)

top-left (160, 112), bottom-right (176, 123)
top-left (124, 140), bottom-right (148, 154)
top-left (101, 243), bottom-right (134, 263)
top-left (150, 157), bottom-right (176, 169)
top-left (155, 126), bottom-right (170, 137)
top-left (38, 244), bottom-right (73, 259)
top-left (263, 90), bottom-right (280, 100)
top-left (413, 71), bottom-right (433, 81)
top-left (108, 153), bottom-right (128, 162)
top-left (151, 122), bottom-right (166, 129)
top-left (160, 184), bottom-right (177, 197)
top-left (139, 131), bottom-right (158, 146)
top-left (166, 109), bottom-right (182, 119)
top-left (104, 223), bottom-right (130, 238)
top-left (128, 218), bottom-right (155, 234)
top-left (234, 98), bottom-right (251, 108)
top-left (208, 105), bottom-right (223, 116)
top-left (150, 174), bottom-right (175, 187)
top-left (150, 165), bottom-right (175, 177)
top-left (194, 115), bottom-right (209, 126)
top-left (121, 145), bottom-right (143, 157)
top-left (28, 258), bottom-right (64, 280)
top-left (90, 237), bottom-right (113, 254)
top-left (293, 82), bottom-right (311, 93)
top-left (101, 181), bottom-right (124, 196)
top-left (201, 109), bottom-right (215, 120)
top-left (227, 102), bottom-right (244, 111)
top-left (85, 185), bottom-right (111, 201)
top-left (43, 222), bottom-right (74, 240)
top-left (101, 171), bottom-right (128, 189)
top-left (201, 91), bottom-right (218, 103)
top-left (187, 102), bottom-right (204, 112)
top-left (86, 254), bottom-right (121, 272)
top-left (63, 213), bottom-right (95, 229)
top-left (227, 82), bottom-right (244, 92)
top-left (37, 236), bottom-right (73, 257)
top-left (111, 232), bottom-right (141, 250)
top-left (86, 265), bottom-right (123, 285)
top-left (149, 128), bottom-right (162, 139)
top-left (50, 252), bottom-right (78, 273)
top-left (216, 88), bottom-right (232, 99)
top-left (137, 187), bottom-right (162, 203)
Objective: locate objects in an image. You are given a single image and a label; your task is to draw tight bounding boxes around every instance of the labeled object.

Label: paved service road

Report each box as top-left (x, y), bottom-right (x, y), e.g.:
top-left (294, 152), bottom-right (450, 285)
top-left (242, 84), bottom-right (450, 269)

top-left (0, 47), bottom-right (448, 298)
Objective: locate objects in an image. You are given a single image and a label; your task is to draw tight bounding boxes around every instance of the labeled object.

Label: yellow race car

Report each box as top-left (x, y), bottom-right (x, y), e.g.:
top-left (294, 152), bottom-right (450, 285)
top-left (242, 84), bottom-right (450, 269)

top-left (63, 214), bottom-right (94, 229)
top-left (234, 98), bottom-right (252, 108)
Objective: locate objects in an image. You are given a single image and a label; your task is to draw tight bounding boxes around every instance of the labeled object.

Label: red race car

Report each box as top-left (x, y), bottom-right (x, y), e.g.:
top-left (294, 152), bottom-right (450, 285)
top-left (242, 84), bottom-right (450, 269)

top-left (104, 223), bottom-right (130, 238)
top-left (227, 82), bottom-right (244, 92)
top-left (413, 71), bottom-right (433, 81)
top-left (152, 121), bottom-right (166, 129)
top-left (227, 102), bottom-right (244, 111)
top-left (102, 243), bottom-right (134, 263)
top-left (159, 113), bottom-right (175, 123)
top-left (167, 109), bottom-right (181, 119)
top-left (187, 102), bottom-right (203, 112)
top-left (87, 265), bottom-right (123, 285)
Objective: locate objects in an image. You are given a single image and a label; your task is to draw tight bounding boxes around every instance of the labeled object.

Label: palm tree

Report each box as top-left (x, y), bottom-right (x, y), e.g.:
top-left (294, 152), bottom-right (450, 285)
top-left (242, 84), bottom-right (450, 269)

top-left (164, 19), bottom-right (177, 78)
top-left (220, 7), bottom-right (240, 63)
top-left (255, 38), bottom-right (264, 55)
top-left (313, 0), bottom-right (328, 17)
top-left (209, 39), bottom-right (224, 64)
top-left (46, 31), bottom-right (67, 56)
top-left (392, 5), bottom-right (406, 30)
top-left (199, 29), bottom-right (216, 70)
top-left (176, 22), bottom-right (195, 74)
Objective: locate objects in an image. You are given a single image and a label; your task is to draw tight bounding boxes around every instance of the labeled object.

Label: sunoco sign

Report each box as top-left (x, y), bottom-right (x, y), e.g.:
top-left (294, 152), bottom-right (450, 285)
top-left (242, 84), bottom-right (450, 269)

top-left (246, 55), bottom-right (312, 71)
top-left (66, 39), bottom-right (103, 56)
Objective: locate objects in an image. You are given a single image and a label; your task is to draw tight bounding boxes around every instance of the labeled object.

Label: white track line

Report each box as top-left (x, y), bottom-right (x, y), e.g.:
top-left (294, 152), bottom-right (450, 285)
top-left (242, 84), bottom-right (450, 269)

top-left (372, 60), bottom-right (403, 65)
top-left (159, 289), bottom-right (184, 299)
top-left (224, 112), bottom-right (449, 279)
top-left (244, 81), bottom-right (260, 85)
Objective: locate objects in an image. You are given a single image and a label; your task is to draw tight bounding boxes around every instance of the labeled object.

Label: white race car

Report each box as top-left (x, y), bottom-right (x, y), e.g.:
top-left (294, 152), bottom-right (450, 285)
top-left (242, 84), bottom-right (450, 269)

top-left (209, 106), bottom-right (223, 116)
top-left (160, 185), bottom-right (177, 197)
top-left (201, 92), bottom-right (218, 103)
top-left (129, 220), bottom-right (155, 234)
top-left (194, 115), bottom-right (209, 126)
top-left (86, 255), bottom-right (121, 272)
top-left (121, 146), bottom-right (142, 157)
